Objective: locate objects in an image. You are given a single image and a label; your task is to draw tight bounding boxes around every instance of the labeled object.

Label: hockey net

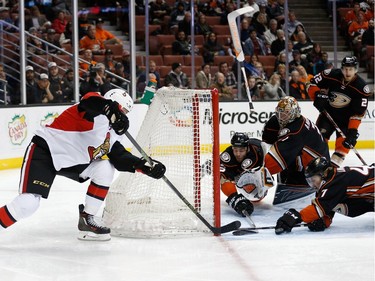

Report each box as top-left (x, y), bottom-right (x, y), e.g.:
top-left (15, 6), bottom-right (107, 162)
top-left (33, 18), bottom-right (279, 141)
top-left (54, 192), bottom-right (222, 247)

top-left (104, 87), bottom-right (221, 238)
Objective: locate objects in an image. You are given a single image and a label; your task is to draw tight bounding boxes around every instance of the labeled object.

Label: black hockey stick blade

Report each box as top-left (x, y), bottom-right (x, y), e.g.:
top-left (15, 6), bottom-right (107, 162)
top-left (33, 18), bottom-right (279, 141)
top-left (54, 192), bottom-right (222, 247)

top-left (212, 220), bottom-right (242, 234)
top-left (232, 223), bottom-right (307, 236)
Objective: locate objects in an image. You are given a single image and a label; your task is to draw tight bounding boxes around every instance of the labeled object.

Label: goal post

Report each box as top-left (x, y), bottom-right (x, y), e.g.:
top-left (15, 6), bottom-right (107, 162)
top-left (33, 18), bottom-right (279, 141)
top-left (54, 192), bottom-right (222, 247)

top-left (103, 87), bottom-right (221, 238)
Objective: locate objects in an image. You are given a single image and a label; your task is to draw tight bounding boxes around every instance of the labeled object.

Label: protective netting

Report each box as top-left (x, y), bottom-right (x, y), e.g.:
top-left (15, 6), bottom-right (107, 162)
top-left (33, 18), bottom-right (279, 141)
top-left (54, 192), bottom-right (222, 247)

top-left (103, 87), bottom-right (219, 238)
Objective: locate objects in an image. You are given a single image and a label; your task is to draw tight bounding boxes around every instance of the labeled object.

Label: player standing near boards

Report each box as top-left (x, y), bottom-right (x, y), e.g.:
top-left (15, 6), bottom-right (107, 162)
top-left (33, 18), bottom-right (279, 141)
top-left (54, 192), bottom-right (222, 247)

top-left (0, 89), bottom-right (166, 241)
top-left (308, 56), bottom-right (371, 167)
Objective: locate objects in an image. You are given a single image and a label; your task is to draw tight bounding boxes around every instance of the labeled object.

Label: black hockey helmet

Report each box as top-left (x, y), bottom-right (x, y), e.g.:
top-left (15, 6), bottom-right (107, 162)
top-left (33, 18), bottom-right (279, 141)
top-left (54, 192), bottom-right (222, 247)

top-left (341, 56), bottom-right (358, 69)
top-left (231, 132), bottom-right (250, 147)
top-left (305, 157), bottom-right (330, 179)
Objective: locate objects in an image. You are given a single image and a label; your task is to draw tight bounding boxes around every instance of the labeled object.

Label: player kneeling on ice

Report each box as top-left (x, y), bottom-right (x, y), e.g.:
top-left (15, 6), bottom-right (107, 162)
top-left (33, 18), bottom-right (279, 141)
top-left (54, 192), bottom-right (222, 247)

top-left (275, 157), bottom-right (374, 235)
top-left (0, 89), bottom-right (166, 241)
top-left (220, 132), bottom-right (268, 216)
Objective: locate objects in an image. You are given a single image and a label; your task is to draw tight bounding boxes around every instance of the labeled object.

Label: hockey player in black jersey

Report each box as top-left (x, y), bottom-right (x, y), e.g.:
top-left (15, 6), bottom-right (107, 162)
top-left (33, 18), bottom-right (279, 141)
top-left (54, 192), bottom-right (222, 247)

top-left (307, 56), bottom-right (371, 167)
top-left (275, 157), bottom-right (374, 234)
top-left (0, 89), bottom-right (166, 241)
top-left (220, 132), bottom-right (265, 216)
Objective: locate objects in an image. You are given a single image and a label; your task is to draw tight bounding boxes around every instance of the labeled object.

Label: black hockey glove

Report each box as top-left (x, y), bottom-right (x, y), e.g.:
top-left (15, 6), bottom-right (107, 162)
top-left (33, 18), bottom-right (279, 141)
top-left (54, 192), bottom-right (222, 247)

top-left (342, 129), bottom-right (359, 149)
top-left (103, 101), bottom-right (129, 135)
top-left (226, 192), bottom-right (254, 217)
top-left (307, 218), bottom-right (327, 232)
top-left (134, 157), bottom-right (166, 179)
top-left (275, 208), bottom-right (302, 235)
top-left (313, 91), bottom-right (329, 112)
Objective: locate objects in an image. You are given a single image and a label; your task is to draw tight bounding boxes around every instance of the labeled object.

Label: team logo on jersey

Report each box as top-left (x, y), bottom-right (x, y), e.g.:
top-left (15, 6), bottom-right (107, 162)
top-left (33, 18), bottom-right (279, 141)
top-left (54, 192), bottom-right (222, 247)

top-left (241, 158), bottom-right (253, 169)
top-left (323, 69), bottom-right (332, 75)
top-left (88, 132), bottom-right (111, 161)
top-left (363, 85), bottom-right (370, 94)
top-left (278, 128), bottom-right (290, 137)
top-left (330, 92), bottom-right (351, 108)
top-left (220, 152), bottom-right (231, 162)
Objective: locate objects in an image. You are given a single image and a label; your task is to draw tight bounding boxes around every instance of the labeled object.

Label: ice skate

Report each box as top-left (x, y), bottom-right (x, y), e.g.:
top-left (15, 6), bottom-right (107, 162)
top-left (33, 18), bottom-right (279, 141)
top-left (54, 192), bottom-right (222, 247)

top-left (78, 204), bottom-right (111, 241)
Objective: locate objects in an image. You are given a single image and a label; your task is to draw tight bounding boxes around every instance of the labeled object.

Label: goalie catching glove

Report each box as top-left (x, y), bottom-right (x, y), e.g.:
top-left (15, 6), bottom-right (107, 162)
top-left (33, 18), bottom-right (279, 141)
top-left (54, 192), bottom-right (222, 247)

top-left (103, 101), bottom-right (129, 135)
top-left (226, 192), bottom-right (254, 217)
top-left (134, 157), bottom-right (166, 179)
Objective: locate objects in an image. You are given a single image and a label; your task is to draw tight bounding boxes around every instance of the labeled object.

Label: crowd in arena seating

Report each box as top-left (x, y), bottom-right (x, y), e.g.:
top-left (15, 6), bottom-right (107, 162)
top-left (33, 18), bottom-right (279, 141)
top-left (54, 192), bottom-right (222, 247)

top-left (0, 0), bottom-right (373, 105)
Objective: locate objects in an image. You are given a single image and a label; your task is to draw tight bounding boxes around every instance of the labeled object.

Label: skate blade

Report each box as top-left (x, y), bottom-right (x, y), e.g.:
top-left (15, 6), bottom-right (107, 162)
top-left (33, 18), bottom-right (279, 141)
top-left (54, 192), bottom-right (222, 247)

top-left (77, 231), bottom-right (111, 241)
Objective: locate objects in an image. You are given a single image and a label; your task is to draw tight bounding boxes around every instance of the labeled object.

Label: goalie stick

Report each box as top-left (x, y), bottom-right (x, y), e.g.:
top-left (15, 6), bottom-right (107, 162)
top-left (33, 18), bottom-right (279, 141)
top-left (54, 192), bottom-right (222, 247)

top-left (322, 110), bottom-right (367, 165)
top-left (232, 223), bottom-right (308, 236)
top-left (228, 6), bottom-right (254, 111)
top-left (125, 131), bottom-right (241, 235)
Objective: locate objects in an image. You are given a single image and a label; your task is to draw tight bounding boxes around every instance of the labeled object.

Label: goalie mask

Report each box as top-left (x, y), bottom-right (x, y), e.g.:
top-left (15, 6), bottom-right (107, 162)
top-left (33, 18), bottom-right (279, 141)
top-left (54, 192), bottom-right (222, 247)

top-left (236, 167), bottom-right (275, 202)
top-left (104, 89), bottom-right (134, 113)
top-left (275, 96), bottom-right (301, 127)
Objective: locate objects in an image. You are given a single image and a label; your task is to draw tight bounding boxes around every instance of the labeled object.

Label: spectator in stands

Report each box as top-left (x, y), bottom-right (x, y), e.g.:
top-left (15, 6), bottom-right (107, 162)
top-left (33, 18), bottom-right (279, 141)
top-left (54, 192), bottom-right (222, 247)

top-left (43, 28), bottom-right (61, 54)
top-left (289, 50), bottom-right (309, 72)
top-left (51, 10), bottom-right (67, 34)
top-left (243, 27), bottom-right (267, 56)
top-left (240, 76), bottom-right (260, 100)
top-left (263, 73), bottom-right (286, 100)
top-left (95, 18), bottom-right (123, 46)
top-left (35, 73), bottom-right (54, 104)
top-left (252, 12), bottom-right (269, 40)
top-left (313, 51), bottom-right (330, 75)
top-left (295, 65), bottom-right (313, 85)
top-left (293, 31), bottom-right (314, 55)
top-left (268, 0), bottom-right (285, 25)
top-left (290, 24), bottom-right (311, 43)
top-left (348, 12), bottom-right (369, 57)
top-left (80, 25), bottom-right (105, 55)
top-left (344, 2), bottom-right (361, 25)
top-left (240, 17), bottom-right (252, 42)
top-left (275, 63), bottom-right (287, 93)
top-left (79, 49), bottom-right (97, 77)
top-left (50, 0), bottom-right (71, 16)
top-left (195, 14), bottom-right (213, 37)
top-left (149, 0), bottom-right (171, 25)
top-left (27, 27), bottom-right (44, 56)
top-left (220, 2), bottom-right (236, 25)
top-left (172, 30), bottom-right (197, 55)
top-left (47, 62), bottom-right (64, 103)
top-left (270, 29), bottom-right (285, 56)
top-left (211, 72), bottom-right (233, 101)
top-left (164, 62), bottom-right (190, 89)
top-left (289, 69), bottom-right (308, 100)
top-left (59, 21), bottom-right (72, 46)
top-left (218, 61), bottom-right (237, 89)
top-left (196, 63), bottom-right (212, 89)
top-left (137, 60), bottom-right (161, 92)
top-left (286, 11), bottom-right (304, 37)
top-left (178, 11), bottom-right (192, 35)
top-left (306, 42), bottom-right (323, 74)
top-left (110, 62), bottom-right (128, 89)
top-left (26, 66), bottom-right (39, 104)
top-left (61, 68), bottom-right (74, 102)
top-left (264, 19), bottom-right (278, 46)
top-left (243, 0), bottom-right (259, 18)
top-left (169, 2), bottom-right (186, 33)
top-left (78, 8), bottom-right (90, 39)
top-left (274, 52), bottom-right (287, 70)
top-left (203, 32), bottom-right (226, 64)
top-left (103, 49), bottom-right (117, 72)
top-left (26, 6), bottom-right (48, 32)
top-left (0, 7), bottom-right (14, 32)
top-left (254, 61), bottom-right (268, 81)
top-left (79, 63), bottom-right (113, 96)
top-left (252, 2), bottom-right (270, 24)
top-left (0, 64), bottom-right (9, 104)
top-left (360, 19), bottom-right (374, 60)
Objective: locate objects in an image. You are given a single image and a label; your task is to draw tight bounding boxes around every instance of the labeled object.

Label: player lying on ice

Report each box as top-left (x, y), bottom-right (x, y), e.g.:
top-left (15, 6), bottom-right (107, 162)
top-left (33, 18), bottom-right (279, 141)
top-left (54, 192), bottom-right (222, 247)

top-left (275, 157), bottom-right (374, 234)
top-left (221, 96), bottom-right (330, 216)
top-left (0, 89), bottom-right (166, 241)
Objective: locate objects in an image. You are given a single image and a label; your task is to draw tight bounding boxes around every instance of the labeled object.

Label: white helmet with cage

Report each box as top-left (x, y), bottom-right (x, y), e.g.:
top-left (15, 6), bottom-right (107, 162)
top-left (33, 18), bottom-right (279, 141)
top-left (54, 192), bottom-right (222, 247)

top-left (275, 96), bottom-right (301, 127)
top-left (104, 88), bottom-right (134, 113)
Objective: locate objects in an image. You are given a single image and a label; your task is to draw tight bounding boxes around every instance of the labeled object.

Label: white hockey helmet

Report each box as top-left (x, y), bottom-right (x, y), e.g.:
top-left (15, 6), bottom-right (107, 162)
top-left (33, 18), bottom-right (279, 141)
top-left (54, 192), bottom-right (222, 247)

top-left (236, 167), bottom-right (274, 202)
top-left (104, 88), bottom-right (134, 113)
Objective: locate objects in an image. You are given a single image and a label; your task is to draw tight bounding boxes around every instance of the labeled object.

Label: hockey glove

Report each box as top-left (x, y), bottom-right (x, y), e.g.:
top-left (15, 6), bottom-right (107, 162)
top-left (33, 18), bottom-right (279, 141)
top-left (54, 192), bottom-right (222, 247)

top-left (134, 157), bottom-right (166, 179)
top-left (275, 208), bottom-right (302, 235)
top-left (313, 91), bottom-right (329, 112)
top-left (103, 101), bottom-right (129, 135)
top-left (307, 218), bottom-right (326, 232)
top-left (226, 192), bottom-right (254, 217)
top-left (342, 129), bottom-right (359, 149)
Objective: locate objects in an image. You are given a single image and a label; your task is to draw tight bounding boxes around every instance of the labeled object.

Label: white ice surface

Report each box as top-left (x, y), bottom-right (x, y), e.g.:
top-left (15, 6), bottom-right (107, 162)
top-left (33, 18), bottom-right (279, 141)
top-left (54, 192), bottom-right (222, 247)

top-left (0, 150), bottom-right (374, 281)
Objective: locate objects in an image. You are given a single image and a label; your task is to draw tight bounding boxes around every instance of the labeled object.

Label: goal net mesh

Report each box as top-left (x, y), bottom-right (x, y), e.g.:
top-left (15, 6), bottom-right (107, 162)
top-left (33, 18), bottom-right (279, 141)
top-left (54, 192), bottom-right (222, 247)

top-left (103, 87), bottom-right (219, 238)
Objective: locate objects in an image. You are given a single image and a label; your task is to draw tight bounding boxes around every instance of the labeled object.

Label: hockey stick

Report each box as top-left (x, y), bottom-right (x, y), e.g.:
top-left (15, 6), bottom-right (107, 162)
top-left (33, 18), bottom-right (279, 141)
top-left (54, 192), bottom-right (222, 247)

top-left (242, 210), bottom-right (256, 229)
top-left (124, 131), bottom-right (241, 234)
top-left (232, 223), bottom-right (308, 236)
top-left (228, 6), bottom-right (254, 111)
top-left (322, 110), bottom-right (367, 165)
